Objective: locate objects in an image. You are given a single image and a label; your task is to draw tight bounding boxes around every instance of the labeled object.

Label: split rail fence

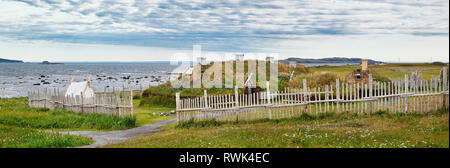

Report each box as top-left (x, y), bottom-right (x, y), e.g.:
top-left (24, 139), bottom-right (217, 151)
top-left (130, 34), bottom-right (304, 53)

top-left (176, 68), bottom-right (449, 122)
top-left (28, 88), bottom-right (134, 117)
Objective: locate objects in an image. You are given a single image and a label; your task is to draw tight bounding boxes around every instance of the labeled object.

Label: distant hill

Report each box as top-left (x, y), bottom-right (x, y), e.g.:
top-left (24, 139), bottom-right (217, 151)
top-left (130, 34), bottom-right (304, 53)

top-left (0, 58), bottom-right (23, 63)
top-left (281, 57), bottom-right (384, 65)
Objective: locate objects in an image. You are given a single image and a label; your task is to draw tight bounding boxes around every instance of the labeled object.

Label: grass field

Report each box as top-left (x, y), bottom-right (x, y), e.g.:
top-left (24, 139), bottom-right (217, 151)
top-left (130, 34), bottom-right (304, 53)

top-left (132, 98), bottom-right (175, 126)
top-left (0, 124), bottom-right (92, 148)
top-left (310, 63), bottom-right (448, 81)
top-left (0, 97), bottom-right (174, 148)
top-left (0, 97), bottom-right (131, 147)
top-left (134, 105), bottom-right (174, 126)
top-left (0, 98), bottom-right (136, 131)
top-left (105, 109), bottom-right (449, 148)
top-left (0, 98), bottom-right (94, 148)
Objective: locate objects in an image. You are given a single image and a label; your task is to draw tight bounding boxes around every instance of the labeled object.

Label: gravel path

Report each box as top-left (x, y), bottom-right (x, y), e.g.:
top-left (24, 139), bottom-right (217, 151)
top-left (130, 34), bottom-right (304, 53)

top-left (59, 118), bottom-right (177, 148)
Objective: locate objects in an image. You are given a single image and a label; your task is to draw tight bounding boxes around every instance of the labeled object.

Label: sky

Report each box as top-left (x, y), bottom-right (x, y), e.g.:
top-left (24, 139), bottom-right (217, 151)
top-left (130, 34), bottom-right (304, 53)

top-left (0, 0), bottom-right (448, 62)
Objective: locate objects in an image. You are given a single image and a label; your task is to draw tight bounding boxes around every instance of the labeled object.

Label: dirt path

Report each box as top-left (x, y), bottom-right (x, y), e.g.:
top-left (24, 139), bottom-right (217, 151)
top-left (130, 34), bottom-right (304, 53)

top-left (60, 118), bottom-right (177, 148)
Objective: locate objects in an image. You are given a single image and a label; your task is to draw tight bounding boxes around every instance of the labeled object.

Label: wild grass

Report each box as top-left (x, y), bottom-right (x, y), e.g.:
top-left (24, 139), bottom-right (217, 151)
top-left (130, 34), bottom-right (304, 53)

top-left (139, 63), bottom-right (447, 108)
top-left (176, 119), bottom-right (223, 128)
top-left (289, 72), bottom-right (339, 88)
top-left (134, 104), bottom-right (174, 126)
top-left (0, 95), bottom-right (175, 148)
top-left (0, 98), bottom-right (136, 130)
top-left (309, 63), bottom-right (448, 81)
top-left (0, 124), bottom-right (92, 148)
top-left (139, 61), bottom-right (309, 107)
top-left (105, 108), bottom-right (449, 148)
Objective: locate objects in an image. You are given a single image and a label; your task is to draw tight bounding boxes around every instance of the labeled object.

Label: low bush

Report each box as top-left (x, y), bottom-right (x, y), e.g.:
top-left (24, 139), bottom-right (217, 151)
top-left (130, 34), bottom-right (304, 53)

top-left (176, 119), bottom-right (222, 128)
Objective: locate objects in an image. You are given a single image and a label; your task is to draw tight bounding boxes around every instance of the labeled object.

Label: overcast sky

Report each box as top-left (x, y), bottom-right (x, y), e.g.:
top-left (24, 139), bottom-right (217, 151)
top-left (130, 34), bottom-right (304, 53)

top-left (0, 0), bottom-right (448, 62)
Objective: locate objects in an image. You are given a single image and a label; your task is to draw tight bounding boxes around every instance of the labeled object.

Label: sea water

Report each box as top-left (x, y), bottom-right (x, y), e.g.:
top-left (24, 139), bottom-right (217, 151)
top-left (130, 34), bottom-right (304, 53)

top-left (0, 62), bottom-right (178, 98)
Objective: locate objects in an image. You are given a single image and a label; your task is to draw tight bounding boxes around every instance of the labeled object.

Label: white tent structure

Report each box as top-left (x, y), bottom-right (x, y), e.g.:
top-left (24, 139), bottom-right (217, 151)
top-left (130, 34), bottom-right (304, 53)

top-left (65, 80), bottom-right (95, 98)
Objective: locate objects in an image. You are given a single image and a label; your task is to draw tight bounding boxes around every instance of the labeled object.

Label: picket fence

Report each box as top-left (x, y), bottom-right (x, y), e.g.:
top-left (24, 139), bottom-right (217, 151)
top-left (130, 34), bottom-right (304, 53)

top-left (175, 68), bottom-right (449, 122)
top-left (28, 88), bottom-right (134, 117)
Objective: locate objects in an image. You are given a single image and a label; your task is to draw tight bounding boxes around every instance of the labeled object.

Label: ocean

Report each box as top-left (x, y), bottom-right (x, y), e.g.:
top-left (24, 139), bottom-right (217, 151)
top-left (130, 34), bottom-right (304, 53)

top-left (0, 62), bottom-right (366, 98)
top-left (0, 62), bottom-right (178, 98)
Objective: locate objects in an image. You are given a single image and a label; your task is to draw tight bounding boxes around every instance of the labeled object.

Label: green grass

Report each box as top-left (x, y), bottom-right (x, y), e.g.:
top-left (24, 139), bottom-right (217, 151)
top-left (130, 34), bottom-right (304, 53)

top-left (1, 97), bottom-right (138, 148)
top-left (0, 124), bottom-right (92, 148)
top-left (134, 104), bottom-right (174, 126)
top-left (131, 98), bottom-right (174, 126)
top-left (0, 98), bottom-right (136, 130)
top-left (104, 109), bottom-right (449, 148)
top-left (0, 96), bottom-right (176, 148)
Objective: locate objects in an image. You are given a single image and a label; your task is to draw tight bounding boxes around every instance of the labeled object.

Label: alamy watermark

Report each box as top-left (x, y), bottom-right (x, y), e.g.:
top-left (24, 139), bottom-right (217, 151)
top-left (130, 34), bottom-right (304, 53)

top-left (169, 45), bottom-right (279, 91)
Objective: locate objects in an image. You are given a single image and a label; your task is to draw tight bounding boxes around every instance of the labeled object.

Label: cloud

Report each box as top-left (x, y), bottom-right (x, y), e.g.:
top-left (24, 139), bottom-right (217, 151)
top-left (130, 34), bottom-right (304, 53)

top-left (0, 0), bottom-right (448, 53)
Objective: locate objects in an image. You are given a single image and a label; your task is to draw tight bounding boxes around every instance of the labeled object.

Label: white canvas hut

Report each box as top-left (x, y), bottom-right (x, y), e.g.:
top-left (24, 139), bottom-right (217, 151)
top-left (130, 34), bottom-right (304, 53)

top-left (65, 79), bottom-right (95, 98)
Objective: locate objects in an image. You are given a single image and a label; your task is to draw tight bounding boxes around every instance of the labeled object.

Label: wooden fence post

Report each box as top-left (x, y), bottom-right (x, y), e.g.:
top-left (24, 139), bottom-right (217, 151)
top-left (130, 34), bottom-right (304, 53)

top-left (336, 78), bottom-right (340, 113)
top-left (234, 86), bottom-right (239, 107)
top-left (443, 67), bottom-right (448, 109)
top-left (234, 86), bottom-right (239, 121)
top-left (369, 74), bottom-right (373, 114)
top-left (130, 89), bottom-right (134, 116)
top-left (303, 79), bottom-right (308, 113)
top-left (176, 92), bottom-right (180, 122)
top-left (204, 90), bottom-right (208, 108)
top-left (44, 88), bottom-right (47, 109)
top-left (266, 81), bottom-right (272, 119)
top-left (81, 92), bottom-right (84, 113)
top-left (404, 74), bottom-right (409, 113)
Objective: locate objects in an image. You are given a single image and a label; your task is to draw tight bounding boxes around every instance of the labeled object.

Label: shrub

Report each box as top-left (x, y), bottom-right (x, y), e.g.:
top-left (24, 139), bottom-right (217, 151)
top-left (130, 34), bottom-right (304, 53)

top-left (290, 72), bottom-right (338, 89)
top-left (298, 113), bottom-right (315, 121)
top-left (133, 95), bottom-right (141, 100)
top-left (176, 119), bottom-right (222, 128)
top-left (374, 110), bottom-right (388, 116)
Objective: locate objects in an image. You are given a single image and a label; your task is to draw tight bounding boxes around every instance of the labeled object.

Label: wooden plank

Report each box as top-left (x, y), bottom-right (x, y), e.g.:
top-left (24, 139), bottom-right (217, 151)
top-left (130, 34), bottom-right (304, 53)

top-left (314, 88), bottom-right (318, 115)
top-left (405, 74), bottom-right (409, 113)
top-left (342, 83), bottom-right (345, 112)
top-left (350, 84), bottom-right (353, 113)
top-left (369, 74), bottom-right (373, 114)
top-left (336, 78), bottom-right (340, 113)
top-left (364, 83), bottom-right (368, 114)
top-left (443, 68), bottom-right (448, 109)
top-left (325, 85), bottom-right (329, 113)
top-left (176, 93), bottom-right (180, 122)
top-left (346, 83), bottom-right (349, 112)
top-left (331, 85), bottom-right (334, 112)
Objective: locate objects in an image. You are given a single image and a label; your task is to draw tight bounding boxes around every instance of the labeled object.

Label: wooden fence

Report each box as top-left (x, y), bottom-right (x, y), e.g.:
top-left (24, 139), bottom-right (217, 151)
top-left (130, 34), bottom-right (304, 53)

top-left (28, 88), bottom-right (134, 117)
top-left (93, 84), bottom-right (147, 97)
top-left (175, 68), bottom-right (449, 122)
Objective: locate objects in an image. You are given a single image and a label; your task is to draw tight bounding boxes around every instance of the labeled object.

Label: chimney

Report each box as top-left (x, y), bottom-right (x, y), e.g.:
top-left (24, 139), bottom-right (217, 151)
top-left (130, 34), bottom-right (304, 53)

top-left (197, 57), bottom-right (206, 65)
top-left (235, 54), bottom-right (244, 62)
top-left (266, 56), bottom-right (274, 63)
top-left (361, 59), bottom-right (368, 71)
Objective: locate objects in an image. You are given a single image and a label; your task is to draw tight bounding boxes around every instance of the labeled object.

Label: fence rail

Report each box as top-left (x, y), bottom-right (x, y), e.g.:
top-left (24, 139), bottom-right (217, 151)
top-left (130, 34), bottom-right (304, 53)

top-left (176, 68), bottom-right (449, 122)
top-left (28, 88), bottom-right (134, 117)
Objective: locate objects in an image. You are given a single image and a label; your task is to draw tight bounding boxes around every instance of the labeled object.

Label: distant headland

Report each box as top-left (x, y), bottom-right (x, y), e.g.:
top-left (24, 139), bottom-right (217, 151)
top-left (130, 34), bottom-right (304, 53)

top-left (41, 61), bottom-right (63, 64)
top-left (0, 58), bottom-right (23, 63)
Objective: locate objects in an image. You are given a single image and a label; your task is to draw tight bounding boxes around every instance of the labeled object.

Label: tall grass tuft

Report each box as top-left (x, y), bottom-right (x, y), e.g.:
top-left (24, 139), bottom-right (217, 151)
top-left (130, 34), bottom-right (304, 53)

top-left (176, 119), bottom-right (222, 128)
top-left (0, 124), bottom-right (92, 148)
top-left (0, 98), bottom-right (136, 130)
